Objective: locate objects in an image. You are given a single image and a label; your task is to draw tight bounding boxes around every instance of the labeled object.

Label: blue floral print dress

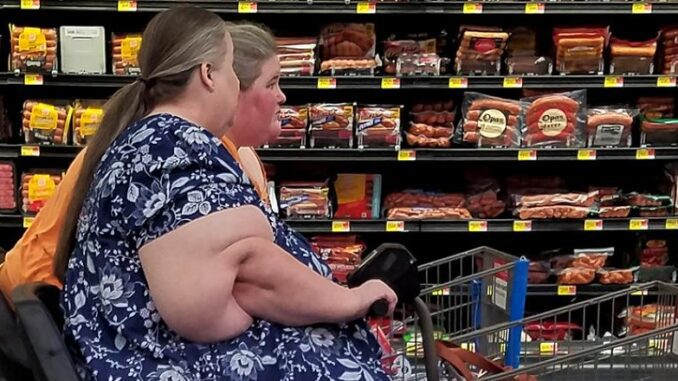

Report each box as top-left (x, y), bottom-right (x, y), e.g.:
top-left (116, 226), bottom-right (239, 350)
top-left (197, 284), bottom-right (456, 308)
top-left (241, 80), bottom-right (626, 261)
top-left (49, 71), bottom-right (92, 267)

top-left (61, 114), bottom-right (391, 381)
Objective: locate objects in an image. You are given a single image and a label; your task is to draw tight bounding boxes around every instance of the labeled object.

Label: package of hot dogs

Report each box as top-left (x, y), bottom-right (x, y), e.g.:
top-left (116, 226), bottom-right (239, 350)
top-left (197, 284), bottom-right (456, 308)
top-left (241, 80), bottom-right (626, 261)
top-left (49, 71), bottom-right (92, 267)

top-left (406, 100), bottom-right (455, 148)
top-left (553, 27), bottom-right (609, 75)
top-left (572, 247), bottom-right (613, 270)
top-left (598, 268), bottom-right (637, 285)
top-left (112, 33), bottom-right (142, 75)
top-left (22, 100), bottom-right (74, 145)
top-left (521, 90), bottom-right (587, 148)
top-left (277, 37), bottom-right (316, 77)
top-left (383, 190), bottom-right (470, 220)
top-left (640, 116), bottom-right (678, 147)
top-left (268, 105), bottom-right (308, 148)
top-left (514, 191), bottom-right (599, 208)
top-left (557, 267), bottom-right (596, 285)
top-left (356, 105), bottom-right (401, 149)
top-left (311, 235), bottom-right (365, 284)
top-left (455, 26), bottom-right (509, 75)
top-left (457, 92), bottom-right (523, 148)
top-left (586, 107), bottom-right (636, 148)
top-left (319, 23), bottom-right (377, 75)
top-left (21, 170), bottom-right (63, 214)
top-left (661, 26), bottom-right (678, 74)
top-left (609, 36), bottom-right (657, 75)
top-left (72, 100), bottom-right (105, 146)
top-left (279, 180), bottom-right (331, 219)
top-left (10, 25), bottom-right (58, 73)
top-left (0, 162), bottom-right (17, 213)
top-left (308, 103), bottom-right (354, 149)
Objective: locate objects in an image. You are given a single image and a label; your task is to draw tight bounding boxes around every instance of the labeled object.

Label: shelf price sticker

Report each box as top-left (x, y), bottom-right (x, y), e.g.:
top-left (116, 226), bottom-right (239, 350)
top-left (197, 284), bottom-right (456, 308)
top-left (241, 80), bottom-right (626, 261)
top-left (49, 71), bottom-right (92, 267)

top-left (604, 76), bottom-right (624, 88)
top-left (381, 77), bottom-right (400, 89)
top-left (629, 219), bottom-right (649, 231)
top-left (468, 220), bottom-right (488, 232)
top-left (584, 219), bottom-right (603, 231)
top-left (23, 216), bottom-right (35, 229)
top-left (117, 0), bottom-right (137, 11)
top-left (631, 289), bottom-right (649, 296)
top-left (636, 148), bottom-right (656, 160)
top-left (513, 220), bottom-right (532, 232)
top-left (24, 73), bottom-right (43, 85)
top-left (462, 2), bottom-right (483, 13)
top-left (657, 76), bottom-right (677, 88)
top-left (20, 0), bottom-right (40, 9)
top-left (666, 219), bottom-right (678, 230)
top-left (386, 221), bottom-right (405, 232)
top-left (525, 3), bottom-right (545, 14)
top-left (539, 342), bottom-right (558, 356)
top-left (557, 285), bottom-right (577, 296)
top-left (238, 1), bottom-right (258, 13)
top-left (518, 149), bottom-right (537, 161)
top-left (460, 342), bottom-right (476, 352)
top-left (317, 77), bottom-right (337, 89)
top-left (331, 221), bottom-right (350, 233)
top-left (448, 77), bottom-right (468, 89)
top-left (577, 149), bottom-right (597, 161)
top-left (397, 150), bottom-right (416, 161)
top-left (356, 2), bottom-right (376, 14)
top-left (503, 77), bottom-right (523, 88)
top-left (20, 145), bottom-right (40, 157)
top-left (632, 3), bottom-right (652, 14)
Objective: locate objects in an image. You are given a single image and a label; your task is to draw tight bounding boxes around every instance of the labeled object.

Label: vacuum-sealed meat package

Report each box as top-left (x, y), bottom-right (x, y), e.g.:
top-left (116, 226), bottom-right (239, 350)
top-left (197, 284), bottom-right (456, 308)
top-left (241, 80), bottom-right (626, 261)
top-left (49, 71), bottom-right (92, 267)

top-left (609, 36), bottom-right (657, 75)
top-left (309, 103), bottom-right (354, 148)
top-left (557, 267), bottom-right (596, 285)
top-left (383, 38), bottom-right (437, 75)
top-left (319, 23), bottom-right (377, 75)
top-left (661, 26), bottom-right (678, 74)
top-left (522, 90), bottom-right (586, 148)
top-left (277, 37), bottom-right (316, 77)
top-left (356, 105), bottom-right (401, 149)
top-left (571, 247), bottom-right (613, 270)
top-left (586, 108), bottom-right (636, 148)
top-left (598, 268), bottom-right (636, 285)
top-left (279, 181), bottom-right (331, 219)
top-left (406, 100), bottom-right (454, 148)
top-left (640, 116), bottom-right (678, 147)
top-left (553, 27), bottom-right (609, 75)
top-left (22, 100), bottom-right (73, 145)
top-left (10, 25), bottom-right (58, 73)
top-left (455, 26), bottom-right (509, 75)
top-left (73, 100), bottom-right (105, 146)
top-left (112, 33), bottom-right (142, 75)
top-left (0, 162), bottom-right (17, 212)
top-left (457, 92), bottom-right (523, 148)
top-left (637, 96), bottom-right (674, 119)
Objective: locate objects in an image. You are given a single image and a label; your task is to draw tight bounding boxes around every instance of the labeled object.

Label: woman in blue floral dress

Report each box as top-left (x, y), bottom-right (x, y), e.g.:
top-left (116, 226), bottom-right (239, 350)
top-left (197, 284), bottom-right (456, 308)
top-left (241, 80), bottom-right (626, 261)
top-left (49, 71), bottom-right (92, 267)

top-left (55, 8), bottom-right (396, 381)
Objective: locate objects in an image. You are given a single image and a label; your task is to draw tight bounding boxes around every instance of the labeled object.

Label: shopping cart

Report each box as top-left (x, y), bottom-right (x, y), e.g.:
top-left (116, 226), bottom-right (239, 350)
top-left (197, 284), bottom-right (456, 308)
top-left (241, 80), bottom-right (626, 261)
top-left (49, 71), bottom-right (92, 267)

top-left (445, 281), bottom-right (678, 380)
top-left (383, 246), bottom-right (529, 380)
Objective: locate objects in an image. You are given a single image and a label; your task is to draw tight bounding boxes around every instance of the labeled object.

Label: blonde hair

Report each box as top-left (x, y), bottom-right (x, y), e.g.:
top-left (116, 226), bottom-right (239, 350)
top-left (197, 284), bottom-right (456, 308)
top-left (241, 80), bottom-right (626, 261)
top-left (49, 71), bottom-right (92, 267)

top-left (228, 22), bottom-right (277, 90)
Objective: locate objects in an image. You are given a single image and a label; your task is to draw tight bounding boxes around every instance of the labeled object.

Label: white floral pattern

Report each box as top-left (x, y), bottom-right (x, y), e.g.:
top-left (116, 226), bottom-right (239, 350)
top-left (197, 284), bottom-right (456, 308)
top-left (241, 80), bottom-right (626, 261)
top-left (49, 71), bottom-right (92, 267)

top-left (61, 114), bottom-right (389, 380)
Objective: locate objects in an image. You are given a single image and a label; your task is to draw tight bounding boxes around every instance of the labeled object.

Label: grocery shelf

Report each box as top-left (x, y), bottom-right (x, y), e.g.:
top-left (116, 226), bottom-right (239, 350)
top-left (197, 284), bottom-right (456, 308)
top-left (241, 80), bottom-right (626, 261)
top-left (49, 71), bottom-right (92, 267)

top-left (527, 283), bottom-right (634, 296)
top-left (0, 213), bottom-right (22, 228)
top-left (419, 218), bottom-right (678, 232)
top-left (287, 219), bottom-right (419, 233)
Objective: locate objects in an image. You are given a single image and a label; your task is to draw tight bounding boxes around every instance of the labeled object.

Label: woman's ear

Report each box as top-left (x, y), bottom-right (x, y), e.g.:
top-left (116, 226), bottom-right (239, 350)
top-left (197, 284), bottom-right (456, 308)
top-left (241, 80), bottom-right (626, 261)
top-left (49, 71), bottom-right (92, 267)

top-left (200, 63), bottom-right (215, 91)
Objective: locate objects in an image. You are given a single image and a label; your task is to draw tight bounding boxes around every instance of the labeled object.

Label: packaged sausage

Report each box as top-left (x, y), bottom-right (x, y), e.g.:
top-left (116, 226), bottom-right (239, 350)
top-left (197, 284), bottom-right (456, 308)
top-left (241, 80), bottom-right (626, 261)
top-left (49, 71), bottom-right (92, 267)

top-left (22, 100), bottom-right (74, 145)
top-left (598, 206), bottom-right (631, 218)
top-left (457, 92), bottom-right (523, 148)
top-left (515, 205), bottom-right (591, 220)
top-left (598, 268), bottom-right (636, 285)
top-left (396, 53), bottom-right (441, 76)
top-left (10, 25), bottom-right (58, 73)
top-left (455, 26), bottom-right (509, 75)
top-left (557, 267), bottom-right (596, 285)
top-left (21, 170), bottom-right (63, 214)
top-left (507, 56), bottom-right (553, 75)
top-left (334, 174), bottom-right (382, 219)
top-left (59, 26), bottom-right (106, 74)
top-left (406, 100), bottom-right (455, 148)
top-left (112, 33), bottom-right (142, 75)
top-left (319, 59), bottom-right (378, 75)
top-left (277, 37), bottom-right (316, 77)
top-left (72, 100), bottom-right (105, 146)
top-left (514, 191), bottom-right (599, 208)
top-left (384, 190), bottom-right (465, 210)
top-left (524, 321), bottom-right (583, 341)
top-left (661, 26), bottom-right (678, 74)
top-left (312, 235), bottom-right (365, 284)
top-left (410, 111), bottom-right (455, 128)
top-left (638, 239), bottom-right (669, 267)
top-left (385, 207), bottom-right (471, 220)
top-left (528, 261), bottom-right (551, 284)
top-left (411, 100), bottom-right (454, 113)
top-left (625, 193), bottom-right (673, 207)
top-left (466, 189), bottom-right (506, 219)
top-left (279, 180), bottom-right (331, 219)
top-left (609, 36), bottom-right (657, 75)
top-left (404, 130), bottom-right (452, 148)
top-left (586, 108), bottom-right (636, 148)
top-left (553, 27), bottom-right (609, 75)
top-left (571, 247), bottom-right (613, 270)
top-left (640, 116), bottom-right (678, 147)
top-left (267, 105), bottom-right (308, 148)
top-left (309, 103), bottom-right (354, 149)
top-left (637, 96), bottom-right (674, 119)
top-left (356, 105), bottom-right (401, 149)
top-left (521, 90), bottom-right (587, 148)
top-left (0, 162), bottom-right (17, 213)
top-left (319, 23), bottom-right (376, 75)
top-left (383, 38), bottom-right (437, 75)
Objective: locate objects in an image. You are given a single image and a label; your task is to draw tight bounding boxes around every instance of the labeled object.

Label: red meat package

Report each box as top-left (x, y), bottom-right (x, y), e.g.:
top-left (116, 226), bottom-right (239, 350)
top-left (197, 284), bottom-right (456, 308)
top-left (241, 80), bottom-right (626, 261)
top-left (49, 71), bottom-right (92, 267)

top-left (638, 239), bottom-right (669, 267)
top-left (521, 90), bottom-right (587, 148)
top-left (661, 26), bottom-right (678, 74)
top-left (334, 174), bottom-right (382, 219)
top-left (586, 108), bottom-right (636, 148)
top-left (356, 105), bottom-right (401, 149)
top-left (637, 96), bottom-right (674, 119)
top-left (457, 92), bottom-right (523, 148)
top-left (311, 235), bottom-right (365, 284)
top-left (406, 100), bottom-right (455, 148)
top-left (0, 162), bottom-right (16, 212)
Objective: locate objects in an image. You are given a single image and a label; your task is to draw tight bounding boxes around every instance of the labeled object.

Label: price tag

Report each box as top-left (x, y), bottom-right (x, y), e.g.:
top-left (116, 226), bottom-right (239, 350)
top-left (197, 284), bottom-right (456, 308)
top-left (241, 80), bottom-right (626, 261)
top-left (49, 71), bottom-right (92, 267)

top-left (23, 216), bottom-right (35, 228)
top-left (331, 221), bottom-right (350, 233)
top-left (666, 219), bottom-right (678, 230)
top-left (499, 343), bottom-right (506, 355)
top-left (525, 3), bottom-right (544, 14)
top-left (518, 150), bottom-right (537, 161)
top-left (20, 145), bottom-right (40, 157)
top-left (356, 2), bottom-right (376, 14)
top-left (238, 1), bottom-right (258, 13)
top-left (448, 77), bottom-right (468, 89)
top-left (487, 286), bottom-right (493, 296)
top-left (386, 220), bottom-right (405, 232)
top-left (632, 3), bottom-right (652, 14)
top-left (539, 342), bottom-right (558, 355)
top-left (636, 148), bottom-right (656, 160)
top-left (584, 219), bottom-right (603, 231)
top-left (24, 73), bottom-right (43, 85)
top-left (657, 76), bottom-right (677, 88)
top-left (503, 77), bottom-right (523, 88)
top-left (20, 0), bottom-right (40, 9)
top-left (577, 149), bottom-right (597, 161)
top-left (513, 220), bottom-right (532, 232)
top-left (632, 290), bottom-right (649, 296)
top-left (463, 2), bottom-right (483, 13)
top-left (317, 77), bottom-right (337, 89)
top-left (468, 221), bottom-right (488, 232)
top-left (381, 77), bottom-right (400, 89)
top-left (604, 76), bottom-right (624, 88)
top-left (117, 0), bottom-right (137, 11)
top-left (397, 150), bottom-right (416, 161)
top-left (629, 219), bottom-right (649, 231)
top-left (557, 285), bottom-right (577, 296)
top-left (460, 342), bottom-right (476, 352)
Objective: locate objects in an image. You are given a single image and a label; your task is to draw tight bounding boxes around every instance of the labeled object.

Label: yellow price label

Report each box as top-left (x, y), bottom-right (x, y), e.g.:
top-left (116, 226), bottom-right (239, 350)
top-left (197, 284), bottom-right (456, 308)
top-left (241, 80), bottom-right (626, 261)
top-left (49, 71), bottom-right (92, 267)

top-left (632, 290), bottom-right (649, 296)
top-left (317, 77), bottom-right (336, 89)
top-left (557, 285), bottom-right (577, 296)
top-left (20, 0), bottom-right (40, 9)
top-left (24, 73), bottom-right (43, 85)
top-left (632, 3), bottom-right (652, 13)
top-left (448, 77), bottom-right (468, 89)
top-left (636, 148), bottom-right (656, 160)
top-left (525, 3), bottom-right (544, 14)
top-left (666, 219), bottom-right (678, 230)
top-left (539, 342), bottom-right (558, 355)
top-left (397, 150), bottom-right (416, 161)
top-left (468, 221), bottom-right (488, 232)
top-left (386, 221), bottom-right (405, 232)
top-left (657, 76), bottom-right (677, 88)
top-left (584, 219), bottom-right (603, 231)
top-left (513, 220), bottom-right (532, 232)
top-left (117, 0), bottom-right (137, 11)
top-left (381, 77), bottom-right (400, 89)
top-left (518, 150), bottom-right (537, 161)
top-left (499, 343), bottom-right (506, 355)
top-left (629, 219), bottom-right (649, 231)
top-left (463, 2), bottom-right (483, 13)
top-left (432, 288), bottom-right (450, 296)
top-left (460, 342), bottom-right (476, 352)
top-left (577, 149), bottom-right (597, 161)
top-left (20, 145), bottom-right (40, 157)
top-left (604, 76), bottom-right (624, 88)
top-left (331, 221), bottom-right (350, 233)
top-left (356, 2), bottom-right (376, 14)
top-left (487, 286), bottom-right (493, 296)
top-left (503, 77), bottom-right (523, 88)
top-left (238, 1), bottom-right (258, 13)
top-left (23, 216), bottom-right (35, 228)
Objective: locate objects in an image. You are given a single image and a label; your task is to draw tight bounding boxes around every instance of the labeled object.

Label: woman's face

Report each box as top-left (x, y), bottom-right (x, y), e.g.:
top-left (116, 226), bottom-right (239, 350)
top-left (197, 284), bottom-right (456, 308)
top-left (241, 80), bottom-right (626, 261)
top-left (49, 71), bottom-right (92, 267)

top-left (231, 55), bottom-right (286, 147)
top-left (211, 33), bottom-right (240, 130)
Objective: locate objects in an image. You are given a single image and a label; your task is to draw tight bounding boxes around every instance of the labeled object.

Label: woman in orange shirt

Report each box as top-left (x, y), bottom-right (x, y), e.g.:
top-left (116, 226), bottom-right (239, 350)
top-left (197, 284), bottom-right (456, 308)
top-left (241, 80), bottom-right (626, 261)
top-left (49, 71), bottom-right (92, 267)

top-left (0, 22), bottom-right (277, 303)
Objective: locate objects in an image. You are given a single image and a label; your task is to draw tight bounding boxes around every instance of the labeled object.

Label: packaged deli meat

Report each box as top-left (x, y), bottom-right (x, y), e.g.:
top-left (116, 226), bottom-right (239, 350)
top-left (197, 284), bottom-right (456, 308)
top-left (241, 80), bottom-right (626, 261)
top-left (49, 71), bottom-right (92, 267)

top-left (308, 103), bottom-right (354, 149)
top-left (554, 27), bottom-right (609, 75)
top-left (279, 180), bottom-right (331, 219)
top-left (356, 105), bottom-right (401, 149)
top-left (21, 170), bottom-right (63, 214)
top-left (59, 26), bottom-right (106, 74)
top-left (277, 37), bottom-right (316, 77)
top-left (22, 100), bottom-right (74, 145)
top-left (661, 26), bottom-right (678, 74)
top-left (640, 116), bottom-right (678, 147)
top-left (521, 90), bottom-right (586, 148)
top-left (557, 267), bottom-right (596, 285)
top-left (455, 26), bottom-right (509, 75)
top-left (268, 105), bottom-right (307, 148)
top-left (334, 174), bottom-right (382, 219)
top-left (0, 162), bottom-right (17, 212)
top-left (10, 25), bottom-right (58, 73)
top-left (319, 23), bottom-right (376, 75)
top-left (586, 108), bottom-right (636, 148)
top-left (72, 100), bottom-right (104, 146)
top-left (457, 92), bottom-right (523, 148)
top-left (112, 33), bottom-right (142, 75)
top-left (609, 36), bottom-right (657, 75)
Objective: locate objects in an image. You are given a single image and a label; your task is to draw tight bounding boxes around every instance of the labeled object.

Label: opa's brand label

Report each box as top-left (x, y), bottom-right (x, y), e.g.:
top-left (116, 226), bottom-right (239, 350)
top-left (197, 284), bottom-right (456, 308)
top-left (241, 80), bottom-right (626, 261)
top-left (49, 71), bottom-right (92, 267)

top-left (539, 109), bottom-right (567, 137)
top-left (478, 109), bottom-right (507, 139)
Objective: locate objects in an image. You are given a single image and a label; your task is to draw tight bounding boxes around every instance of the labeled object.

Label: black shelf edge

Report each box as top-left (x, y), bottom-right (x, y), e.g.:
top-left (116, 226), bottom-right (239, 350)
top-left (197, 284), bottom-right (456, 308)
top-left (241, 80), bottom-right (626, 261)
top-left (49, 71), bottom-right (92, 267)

top-left (527, 283), bottom-right (634, 296)
top-left (286, 219), bottom-right (419, 233)
top-left (0, 213), bottom-right (21, 228)
top-left (4, 1), bottom-right (678, 15)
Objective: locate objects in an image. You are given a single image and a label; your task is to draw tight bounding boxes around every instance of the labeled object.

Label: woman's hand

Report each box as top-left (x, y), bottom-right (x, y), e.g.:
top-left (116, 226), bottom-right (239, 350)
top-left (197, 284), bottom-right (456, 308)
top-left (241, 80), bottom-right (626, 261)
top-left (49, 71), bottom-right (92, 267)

top-left (352, 280), bottom-right (398, 317)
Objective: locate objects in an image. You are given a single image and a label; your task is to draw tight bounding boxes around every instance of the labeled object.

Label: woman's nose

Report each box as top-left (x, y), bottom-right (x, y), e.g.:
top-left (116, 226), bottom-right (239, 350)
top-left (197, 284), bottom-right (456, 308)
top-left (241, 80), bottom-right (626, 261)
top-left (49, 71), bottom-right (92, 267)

top-left (277, 88), bottom-right (287, 104)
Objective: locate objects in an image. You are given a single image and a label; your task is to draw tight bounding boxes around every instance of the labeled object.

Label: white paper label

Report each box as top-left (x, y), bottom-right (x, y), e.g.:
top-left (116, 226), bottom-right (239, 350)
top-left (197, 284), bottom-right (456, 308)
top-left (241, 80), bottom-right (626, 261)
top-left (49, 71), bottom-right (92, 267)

top-left (63, 26), bottom-right (101, 38)
top-left (593, 124), bottom-right (624, 147)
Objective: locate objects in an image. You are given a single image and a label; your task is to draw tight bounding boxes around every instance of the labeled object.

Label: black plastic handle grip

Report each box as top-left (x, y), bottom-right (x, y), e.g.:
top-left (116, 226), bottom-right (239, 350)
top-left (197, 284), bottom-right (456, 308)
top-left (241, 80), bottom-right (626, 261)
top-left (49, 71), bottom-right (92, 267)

top-left (368, 298), bottom-right (389, 317)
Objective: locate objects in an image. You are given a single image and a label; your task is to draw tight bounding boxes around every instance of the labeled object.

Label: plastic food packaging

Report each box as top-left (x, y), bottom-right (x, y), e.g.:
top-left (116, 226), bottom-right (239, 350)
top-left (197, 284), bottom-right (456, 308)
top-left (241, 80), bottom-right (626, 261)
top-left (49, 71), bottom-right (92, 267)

top-left (356, 105), bottom-right (401, 149)
top-left (384, 190), bottom-right (465, 210)
top-left (638, 206), bottom-right (673, 217)
top-left (554, 27), bottom-right (609, 75)
top-left (524, 322), bottom-right (583, 341)
top-left (639, 239), bottom-right (669, 267)
top-left (334, 174), bottom-right (382, 219)
top-left (522, 90), bottom-right (586, 148)
top-left (410, 111), bottom-right (455, 127)
top-left (637, 96), bottom-right (674, 119)
top-left (112, 33), bottom-right (142, 75)
top-left (311, 235), bottom-right (365, 284)
top-left (22, 100), bottom-right (73, 145)
top-left (396, 53), bottom-right (441, 76)
top-left (404, 129), bottom-right (452, 148)
top-left (598, 268), bottom-right (635, 284)
top-left (571, 247), bottom-right (613, 270)
top-left (268, 105), bottom-right (308, 148)
top-left (309, 103), bottom-right (354, 149)
top-left (319, 59), bottom-right (378, 76)
top-left (455, 27), bottom-right (509, 75)
top-left (625, 193), bottom-right (673, 207)
top-left (622, 304), bottom-right (676, 335)
top-left (557, 267), bottom-right (596, 285)
top-left (661, 27), bottom-right (678, 74)
top-left (598, 206), bottom-right (631, 218)
top-left (0, 162), bottom-right (17, 212)
top-left (320, 23), bottom-right (376, 75)
top-left (21, 170), bottom-right (62, 214)
top-left (385, 207), bottom-right (471, 220)
top-left (277, 37), bottom-right (316, 77)
top-left (586, 108), bottom-right (636, 148)
top-left (466, 189), bottom-right (506, 219)
top-left (516, 205), bottom-right (591, 220)
top-left (507, 55), bottom-right (553, 75)
top-left (72, 100), bottom-right (104, 146)
top-left (406, 100), bottom-right (455, 148)
top-left (383, 38), bottom-right (437, 75)
top-left (514, 191), bottom-right (598, 208)
top-left (10, 25), bottom-right (58, 73)
top-left (279, 181), bottom-right (331, 219)
top-left (0, 96), bottom-right (12, 143)
top-left (59, 26), bottom-right (106, 74)
top-left (640, 116), bottom-right (678, 147)
top-left (609, 36), bottom-right (657, 75)
top-left (457, 92), bottom-right (523, 148)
